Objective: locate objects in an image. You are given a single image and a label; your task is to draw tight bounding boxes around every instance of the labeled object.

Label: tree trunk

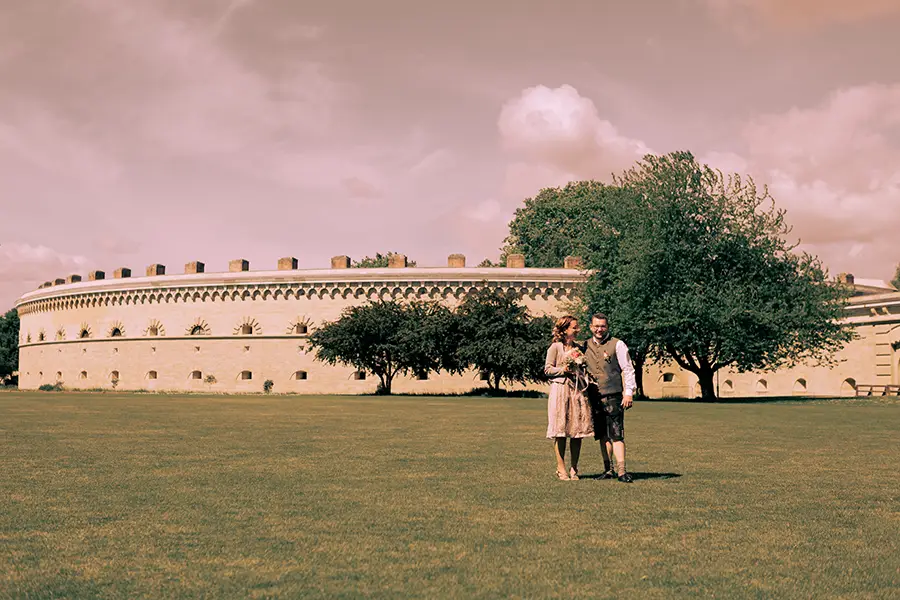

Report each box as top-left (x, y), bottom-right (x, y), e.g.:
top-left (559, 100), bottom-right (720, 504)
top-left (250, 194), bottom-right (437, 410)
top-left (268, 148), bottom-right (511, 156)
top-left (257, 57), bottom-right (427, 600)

top-left (633, 353), bottom-right (646, 399)
top-left (376, 372), bottom-right (392, 395)
top-left (697, 368), bottom-right (717, 401)
top-left (491, 373), bottom-right (502, 393)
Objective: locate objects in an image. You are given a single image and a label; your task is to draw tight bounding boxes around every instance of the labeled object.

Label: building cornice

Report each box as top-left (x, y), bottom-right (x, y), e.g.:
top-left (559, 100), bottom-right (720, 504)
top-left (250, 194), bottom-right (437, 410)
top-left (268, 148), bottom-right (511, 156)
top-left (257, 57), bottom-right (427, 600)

top-left (15, 267), bottom-right (586, 315)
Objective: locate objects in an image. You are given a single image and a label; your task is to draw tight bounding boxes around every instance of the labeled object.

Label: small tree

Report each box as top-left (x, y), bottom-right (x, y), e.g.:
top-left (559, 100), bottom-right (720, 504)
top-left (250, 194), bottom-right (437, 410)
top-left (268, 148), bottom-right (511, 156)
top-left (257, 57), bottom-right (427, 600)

top-left (307, 299), bottom-right (458, 394)
top-left (0, 308), bottom-right (20, 382)
top-left (351, 252), bottom-right (418, 268)
top-left (263, 379), bottom-right (274, 394)
top-left (892, 263), bottom-right (900, 290)
top-left (454, 288), bottom-right (552, 392)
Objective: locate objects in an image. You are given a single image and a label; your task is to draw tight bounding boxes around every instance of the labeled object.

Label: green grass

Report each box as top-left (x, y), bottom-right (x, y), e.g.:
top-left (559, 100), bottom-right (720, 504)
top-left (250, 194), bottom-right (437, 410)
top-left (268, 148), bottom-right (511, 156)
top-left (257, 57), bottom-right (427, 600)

top-left (1, 393), bottom-right (898, 598)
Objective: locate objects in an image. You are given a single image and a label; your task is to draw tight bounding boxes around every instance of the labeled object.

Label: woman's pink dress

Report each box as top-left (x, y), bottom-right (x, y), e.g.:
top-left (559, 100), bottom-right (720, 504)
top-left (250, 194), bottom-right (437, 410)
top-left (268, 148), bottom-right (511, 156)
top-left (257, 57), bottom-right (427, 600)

top-left (545, 342), bottom-right (594, 439)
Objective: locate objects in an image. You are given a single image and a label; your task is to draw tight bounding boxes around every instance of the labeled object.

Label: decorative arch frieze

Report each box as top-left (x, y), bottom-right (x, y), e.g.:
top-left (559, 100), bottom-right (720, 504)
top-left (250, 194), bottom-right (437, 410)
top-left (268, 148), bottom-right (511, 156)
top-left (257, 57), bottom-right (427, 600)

top-left (186, 318), bottom-right (211, 336)
top-left (107, 321), bottom-right (126, 338)
top-left (286, 316), bottom-right (313, 335)
top-left (234, 317), bottom-right (262, 336)
top-left (143, 319), bottom-right (166, 337)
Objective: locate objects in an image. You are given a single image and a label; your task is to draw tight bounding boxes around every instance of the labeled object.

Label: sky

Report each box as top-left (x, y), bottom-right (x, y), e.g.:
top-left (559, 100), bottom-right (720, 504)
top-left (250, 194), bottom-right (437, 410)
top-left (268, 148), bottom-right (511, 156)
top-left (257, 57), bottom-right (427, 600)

top-left (2, 0), bottom-right (899, 309)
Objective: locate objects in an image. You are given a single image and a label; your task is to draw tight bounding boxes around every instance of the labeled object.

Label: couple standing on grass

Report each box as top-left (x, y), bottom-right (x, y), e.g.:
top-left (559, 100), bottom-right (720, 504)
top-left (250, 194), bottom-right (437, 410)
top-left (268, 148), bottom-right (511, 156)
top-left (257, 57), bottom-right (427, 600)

top-left (545, 313), bottom-right (636, 482)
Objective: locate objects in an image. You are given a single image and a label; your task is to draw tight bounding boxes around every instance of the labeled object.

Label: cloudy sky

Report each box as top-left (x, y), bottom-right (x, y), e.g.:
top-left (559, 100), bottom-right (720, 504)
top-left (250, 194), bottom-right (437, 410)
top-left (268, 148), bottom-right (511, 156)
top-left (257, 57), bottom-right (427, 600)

top-left (2, 0), bottom-right (899, 309)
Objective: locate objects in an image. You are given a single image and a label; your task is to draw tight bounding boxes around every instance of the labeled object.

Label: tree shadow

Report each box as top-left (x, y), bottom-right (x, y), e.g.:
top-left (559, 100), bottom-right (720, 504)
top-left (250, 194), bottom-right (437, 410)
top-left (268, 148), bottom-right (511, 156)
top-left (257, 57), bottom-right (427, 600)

top-left (580, 471), bottom-right (681, 481)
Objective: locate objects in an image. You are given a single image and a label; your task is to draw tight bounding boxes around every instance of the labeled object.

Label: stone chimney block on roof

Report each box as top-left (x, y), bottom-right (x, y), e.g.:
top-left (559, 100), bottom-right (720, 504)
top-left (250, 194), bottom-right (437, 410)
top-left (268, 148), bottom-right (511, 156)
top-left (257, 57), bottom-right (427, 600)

top-left (506, 254), bottom-right (525, 269)
top-left (837, 273), bottom-right (855, 285)
top-left (229, 259), bottom-right (249, 272)
top-left (53, 278), bottom-right (66, 286)
top-left (331, 256), bottom-right (350, 269)
top-left (88, 271), bottom-right (105, 281)
top-left (66, 274), bottom-right (82, 284)
top-left (564, 256), bottom-right (583, 269)
top-left (278, 257), bottom-right (298, 270)
top-left (448, 254), bottom-right (466, 268)
top-left (388, 254), bottom-right (408, 268)
top-left (113, 268), bottom-right (131, 279)
top-left (146, 264), bottom-right (166, 276)
top-left (185, 261), bottom-right (205, 274)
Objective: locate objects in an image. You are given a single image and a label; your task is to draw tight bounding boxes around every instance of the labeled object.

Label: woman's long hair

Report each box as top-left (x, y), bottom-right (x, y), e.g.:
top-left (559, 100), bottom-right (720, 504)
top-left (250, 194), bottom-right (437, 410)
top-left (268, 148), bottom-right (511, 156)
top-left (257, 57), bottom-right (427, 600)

top-left (552, 315), bottom-right (577, 344)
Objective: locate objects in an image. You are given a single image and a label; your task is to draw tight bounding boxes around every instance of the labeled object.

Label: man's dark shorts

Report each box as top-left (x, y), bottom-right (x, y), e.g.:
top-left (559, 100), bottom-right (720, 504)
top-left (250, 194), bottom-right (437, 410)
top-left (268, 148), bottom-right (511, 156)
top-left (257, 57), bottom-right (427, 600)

top-left (588, 387), bottom-right (625, 442)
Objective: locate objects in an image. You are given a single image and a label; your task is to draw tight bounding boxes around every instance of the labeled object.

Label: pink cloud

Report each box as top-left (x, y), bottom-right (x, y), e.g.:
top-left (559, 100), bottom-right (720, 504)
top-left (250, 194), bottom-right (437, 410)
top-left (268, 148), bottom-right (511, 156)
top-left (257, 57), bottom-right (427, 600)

top-left (0, 243), bottom-right (94, 309)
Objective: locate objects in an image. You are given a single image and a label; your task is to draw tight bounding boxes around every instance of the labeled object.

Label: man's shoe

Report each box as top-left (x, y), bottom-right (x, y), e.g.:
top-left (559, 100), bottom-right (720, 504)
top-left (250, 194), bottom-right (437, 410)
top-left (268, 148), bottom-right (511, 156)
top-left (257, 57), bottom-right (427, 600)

top-left (617, 472), bottom-right (634, 483)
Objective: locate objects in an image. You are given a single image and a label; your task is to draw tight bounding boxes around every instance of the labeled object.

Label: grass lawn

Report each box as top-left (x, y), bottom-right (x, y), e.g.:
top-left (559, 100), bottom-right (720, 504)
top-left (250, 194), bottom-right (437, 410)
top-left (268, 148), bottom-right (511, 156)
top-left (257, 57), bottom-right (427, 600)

top-left (1, 392), bottom-right (898, 598)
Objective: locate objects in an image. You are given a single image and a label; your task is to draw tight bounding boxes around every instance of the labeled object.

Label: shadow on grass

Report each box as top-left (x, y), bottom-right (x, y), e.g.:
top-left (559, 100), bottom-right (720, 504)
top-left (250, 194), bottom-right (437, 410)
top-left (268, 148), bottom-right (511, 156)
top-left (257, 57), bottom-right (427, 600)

top-left (579, 471), bottom-right (682, 481)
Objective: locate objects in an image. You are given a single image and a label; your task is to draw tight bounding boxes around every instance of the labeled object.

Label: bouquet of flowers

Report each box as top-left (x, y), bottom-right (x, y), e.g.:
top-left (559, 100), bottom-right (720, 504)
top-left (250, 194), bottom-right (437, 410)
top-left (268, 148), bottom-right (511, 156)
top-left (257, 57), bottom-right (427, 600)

top-left (561, 347), bottom-right (590, 391)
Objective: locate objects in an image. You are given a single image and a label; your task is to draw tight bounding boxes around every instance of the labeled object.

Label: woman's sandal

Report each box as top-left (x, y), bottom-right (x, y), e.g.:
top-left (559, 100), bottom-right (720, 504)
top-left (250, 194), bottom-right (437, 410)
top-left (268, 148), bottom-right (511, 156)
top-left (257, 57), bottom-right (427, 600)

top-left (556, 469), bottom-right (570, 480)
top-left (569, 467), bottom-right (580, 480)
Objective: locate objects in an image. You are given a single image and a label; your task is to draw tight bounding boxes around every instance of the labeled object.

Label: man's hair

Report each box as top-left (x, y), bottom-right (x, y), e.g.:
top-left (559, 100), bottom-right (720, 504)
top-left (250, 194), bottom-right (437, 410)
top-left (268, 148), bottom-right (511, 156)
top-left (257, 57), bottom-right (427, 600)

top-left (590, 313), bottom-right (608, 324)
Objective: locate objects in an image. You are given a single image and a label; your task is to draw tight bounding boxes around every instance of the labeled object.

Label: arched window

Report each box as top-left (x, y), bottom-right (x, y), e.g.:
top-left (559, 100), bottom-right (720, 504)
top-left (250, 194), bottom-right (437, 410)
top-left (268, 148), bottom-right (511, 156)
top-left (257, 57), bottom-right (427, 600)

top-left (79, 329), bottom-right (90, 339)
top-left (38, 331), bottom-right (46, 342)
top-left (148, 326), bottom-right (159, 336)
top-left (662, 372), bottom-right (675, 383)
top-left (293, 323), bottom-right (308, 334)
top-left (56, 371), bottom-right (63, 381)
top-left (39, 371), bottom-right (43, 378)
top-left (353, 371), bottom-right (366, 380)
top-left (293, 370), bottom-right (308, 380)
top-left (240, 324), bottom-right (253, 335)
top-left (110, 371), bottom-right (119, 381)
top-left (110, 328), bottom-right (123, 337)
top-left (756, 379), bottom-right (768, 393)
top-left (840, 378), bottom-right (857, 396)
top-left (793, 378), bottom-right (808, 395)
top-left (191, 370), bottom-right (202, 380)
top-left (240, 370), bottom-right (252, 380)
top-left (723, 379), bottom-right (734, 393)
top-left (147, 371), bottom-right (158, 380)
top-left (80, 371), bottom-right (88, 380)
top-left (190, 325), bottom-right (204, 336)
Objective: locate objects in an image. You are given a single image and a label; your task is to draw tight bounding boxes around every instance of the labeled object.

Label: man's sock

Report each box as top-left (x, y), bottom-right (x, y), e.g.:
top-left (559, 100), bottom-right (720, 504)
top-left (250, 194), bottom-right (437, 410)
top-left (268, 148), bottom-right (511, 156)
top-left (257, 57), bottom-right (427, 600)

top-left (616, 462), bottom-right (626, 476)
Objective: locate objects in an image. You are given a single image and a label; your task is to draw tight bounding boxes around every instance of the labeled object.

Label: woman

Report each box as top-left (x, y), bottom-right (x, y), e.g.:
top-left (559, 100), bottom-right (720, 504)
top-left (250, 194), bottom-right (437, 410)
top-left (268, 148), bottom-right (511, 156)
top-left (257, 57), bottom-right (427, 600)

top-left (545, 315), bottom-right (593, 480)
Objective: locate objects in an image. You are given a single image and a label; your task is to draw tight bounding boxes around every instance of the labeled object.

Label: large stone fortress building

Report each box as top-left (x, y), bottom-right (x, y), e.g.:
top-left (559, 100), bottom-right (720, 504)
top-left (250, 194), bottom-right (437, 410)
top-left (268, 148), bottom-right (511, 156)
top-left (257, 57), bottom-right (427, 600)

top-left (15, 255), bottom-right (900, 397)
top-left (15, 254), bottom-right (584, 394)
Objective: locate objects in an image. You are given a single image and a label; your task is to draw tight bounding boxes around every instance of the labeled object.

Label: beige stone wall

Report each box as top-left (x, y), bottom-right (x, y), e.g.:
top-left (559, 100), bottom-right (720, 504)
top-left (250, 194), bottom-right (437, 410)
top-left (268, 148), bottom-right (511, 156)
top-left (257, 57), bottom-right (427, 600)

top-left (18, 265), bottom-right (900, 397)
top-left (16, 267), bottom-right (582, 393)
top-left (642, 303), bottom-right (900, 398)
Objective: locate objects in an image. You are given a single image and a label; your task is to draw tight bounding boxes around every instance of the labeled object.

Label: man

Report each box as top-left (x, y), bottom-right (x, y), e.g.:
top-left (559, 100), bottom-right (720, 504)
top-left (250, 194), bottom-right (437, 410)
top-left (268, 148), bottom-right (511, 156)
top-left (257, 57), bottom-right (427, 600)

top-left (583, 313), bottom-right (637, 483)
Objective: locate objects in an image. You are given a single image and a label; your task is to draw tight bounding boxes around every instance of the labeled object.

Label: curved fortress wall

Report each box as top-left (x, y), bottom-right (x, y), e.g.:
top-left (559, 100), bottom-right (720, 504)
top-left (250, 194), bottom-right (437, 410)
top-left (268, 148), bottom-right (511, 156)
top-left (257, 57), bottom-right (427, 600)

top-left (16, 255), bottom-right (585, 394)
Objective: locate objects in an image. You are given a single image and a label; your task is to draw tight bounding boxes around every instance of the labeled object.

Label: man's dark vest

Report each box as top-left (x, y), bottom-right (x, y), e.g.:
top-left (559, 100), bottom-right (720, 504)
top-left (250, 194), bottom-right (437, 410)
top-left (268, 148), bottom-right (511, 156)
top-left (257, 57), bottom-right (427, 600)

top-left (584, 336), bottom-right (623, 395)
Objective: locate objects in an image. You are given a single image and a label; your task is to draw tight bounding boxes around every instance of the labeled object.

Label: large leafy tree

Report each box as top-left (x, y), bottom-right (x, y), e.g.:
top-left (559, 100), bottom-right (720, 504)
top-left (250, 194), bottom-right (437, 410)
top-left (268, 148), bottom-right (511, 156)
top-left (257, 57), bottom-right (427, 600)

top-left (454, 288), bottom-right (553, 392)
top-left (0, 308), bottom-right (20, 382)
top-left (352, 252), bottom-right (418, 268)
top-left (610, 151), bottom-right (854, 399)
top-left (306, 299), bottom-right (457, 394)
top-left (503, 181), bottom-right (653, 396)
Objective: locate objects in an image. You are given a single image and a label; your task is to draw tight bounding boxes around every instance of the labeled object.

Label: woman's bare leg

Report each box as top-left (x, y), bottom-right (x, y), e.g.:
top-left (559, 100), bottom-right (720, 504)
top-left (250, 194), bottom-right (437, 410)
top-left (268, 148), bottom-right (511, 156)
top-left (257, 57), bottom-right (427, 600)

top-left (570, 438), bottom-right (582, 473)
top-left (554, 437), bottom-right (568, 476)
